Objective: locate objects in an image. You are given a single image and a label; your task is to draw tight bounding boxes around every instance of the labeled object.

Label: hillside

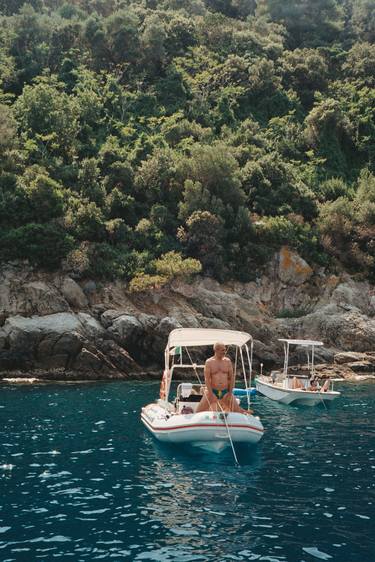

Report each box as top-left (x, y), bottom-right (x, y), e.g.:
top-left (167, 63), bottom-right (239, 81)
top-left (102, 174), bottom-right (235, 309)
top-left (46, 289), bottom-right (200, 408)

top-left (0, 0), bottom-right (375, 289)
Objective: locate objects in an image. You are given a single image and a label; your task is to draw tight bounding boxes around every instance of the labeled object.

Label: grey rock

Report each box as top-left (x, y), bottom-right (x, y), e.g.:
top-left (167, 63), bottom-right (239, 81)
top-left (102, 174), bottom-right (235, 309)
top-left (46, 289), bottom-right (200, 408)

top-left (60, 277), bottom-right (88, 309)
top-left (347, 361), bottom-right (374, 373)
top-left (277, 246), bottom-right (313, 286)
top-left (83, 280), bottom-right (97, 294)
top-left (334, 351), bottom-right (374, 365)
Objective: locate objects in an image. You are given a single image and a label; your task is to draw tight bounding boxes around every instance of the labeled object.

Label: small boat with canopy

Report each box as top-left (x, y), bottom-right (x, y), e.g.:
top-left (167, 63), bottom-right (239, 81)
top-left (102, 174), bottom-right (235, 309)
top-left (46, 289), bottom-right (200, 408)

top-left (141, 328), bottom-right (264, 453)
top-left (255, 338), bottom-right (341, 406)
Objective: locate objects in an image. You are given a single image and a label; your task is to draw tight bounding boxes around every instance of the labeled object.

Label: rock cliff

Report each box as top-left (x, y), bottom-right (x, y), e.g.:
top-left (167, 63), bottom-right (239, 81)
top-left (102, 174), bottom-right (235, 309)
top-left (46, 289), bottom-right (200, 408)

top-left (1, 247), bottom-right (374, 380)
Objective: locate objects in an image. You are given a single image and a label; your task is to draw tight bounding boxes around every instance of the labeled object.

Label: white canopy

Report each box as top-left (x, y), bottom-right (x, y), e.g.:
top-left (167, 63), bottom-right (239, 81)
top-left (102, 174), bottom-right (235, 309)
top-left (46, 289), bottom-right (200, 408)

top-left (168, 328), bottom-right (252, 349)
top-left (279, 338), bottom-right (324, 347)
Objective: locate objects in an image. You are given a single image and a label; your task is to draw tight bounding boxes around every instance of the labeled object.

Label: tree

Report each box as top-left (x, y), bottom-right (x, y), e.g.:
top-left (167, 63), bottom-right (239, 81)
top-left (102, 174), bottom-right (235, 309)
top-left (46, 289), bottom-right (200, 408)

top-left (0, 104), bottom-right (17, 154)
top-left (351, 0), bottom-right (375, 43)
top-left (279, 48), bottom-right (329, 108)
top-left (77, 158), bottom-right (106, 205)
top-left (257, 0), bottom-right (344, 48)
top-left (141, 14), bottom-right (167, 71)
top-left (20, 166), bottom-right (64, 222)
top-left (178, 210), bottom-right (226, 277)
top-left (8, 4), bottom-right (50, 89)
top-left (0, 222), bottom-right (74, 269)
top-left (178, 142), bottom-right (245, 220)
top-left (65, 200), bottom-right (106, 241)
top-left (241, 153), bottom-right (316, 218)
top-left (342, 42), bottom-right (375, 86)
top-left (104, 9), bottom-right (140, 65)
top-left (14, 76), bottom-right (79, 162)
top-left (134, 147), bottom-right (180, 222)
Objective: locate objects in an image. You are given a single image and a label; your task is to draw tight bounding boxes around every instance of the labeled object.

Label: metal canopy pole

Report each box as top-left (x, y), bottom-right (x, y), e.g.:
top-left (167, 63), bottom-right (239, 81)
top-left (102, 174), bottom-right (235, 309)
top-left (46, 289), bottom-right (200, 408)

top-left (240, 346), bottom-right (250, 410)
top-left (245, 342), bottom-right (253, 409)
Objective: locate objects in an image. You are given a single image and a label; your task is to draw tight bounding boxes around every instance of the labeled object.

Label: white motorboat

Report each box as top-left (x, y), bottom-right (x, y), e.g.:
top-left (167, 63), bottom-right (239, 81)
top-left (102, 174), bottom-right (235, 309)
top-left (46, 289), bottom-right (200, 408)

top-left (141, 328), bottom-right (264, 453)
top-left (255, 339), bottom-right (341, 406)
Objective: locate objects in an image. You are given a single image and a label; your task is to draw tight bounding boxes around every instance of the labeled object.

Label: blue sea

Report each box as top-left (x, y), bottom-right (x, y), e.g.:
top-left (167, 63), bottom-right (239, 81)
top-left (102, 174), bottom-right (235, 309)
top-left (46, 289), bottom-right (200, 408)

top-left (0, 380), bottom-right (374, 562)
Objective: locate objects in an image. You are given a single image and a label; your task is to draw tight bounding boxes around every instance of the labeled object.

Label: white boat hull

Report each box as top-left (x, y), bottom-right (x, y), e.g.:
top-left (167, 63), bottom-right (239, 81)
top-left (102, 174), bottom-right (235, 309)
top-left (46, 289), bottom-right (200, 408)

top-left (255, 378), bottom-right (340, 406)
top-left (141, 402), bottom-right (264, 452)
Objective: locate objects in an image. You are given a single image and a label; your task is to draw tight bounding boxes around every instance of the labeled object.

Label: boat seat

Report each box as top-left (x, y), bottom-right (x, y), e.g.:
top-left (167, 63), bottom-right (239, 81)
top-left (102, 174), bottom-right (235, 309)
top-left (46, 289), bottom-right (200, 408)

top-left (177, 383), bottom-right (204, 402)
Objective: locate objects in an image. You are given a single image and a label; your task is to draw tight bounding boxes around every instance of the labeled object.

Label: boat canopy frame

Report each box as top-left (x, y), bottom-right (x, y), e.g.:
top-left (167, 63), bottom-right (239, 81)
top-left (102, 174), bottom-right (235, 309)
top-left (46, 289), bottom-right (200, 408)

top-left (279, 338), bottom-right (324, 378)
top-left (163, 328), bottom-right (254, 409)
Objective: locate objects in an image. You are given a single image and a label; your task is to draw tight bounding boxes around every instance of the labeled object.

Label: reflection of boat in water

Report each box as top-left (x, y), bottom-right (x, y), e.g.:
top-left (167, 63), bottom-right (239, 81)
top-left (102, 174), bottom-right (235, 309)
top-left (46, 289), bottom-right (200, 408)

top-left (141, 328), bottom-right (264, 453)
top-left (256, 339), bottom-right (341, 406)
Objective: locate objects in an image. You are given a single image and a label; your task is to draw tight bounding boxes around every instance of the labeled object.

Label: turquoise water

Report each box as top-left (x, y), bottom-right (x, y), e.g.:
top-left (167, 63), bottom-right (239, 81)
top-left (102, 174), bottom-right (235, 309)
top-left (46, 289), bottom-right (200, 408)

top-left (1, 381), bottom-right (374, 562)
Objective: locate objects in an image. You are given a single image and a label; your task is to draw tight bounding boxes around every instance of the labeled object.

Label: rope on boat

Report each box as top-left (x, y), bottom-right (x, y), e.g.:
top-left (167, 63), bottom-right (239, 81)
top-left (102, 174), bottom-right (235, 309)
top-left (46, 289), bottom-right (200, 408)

top-left (217, 401), bottom-right (239, 466)
top-left (184, 347), bottom-right (203, 385)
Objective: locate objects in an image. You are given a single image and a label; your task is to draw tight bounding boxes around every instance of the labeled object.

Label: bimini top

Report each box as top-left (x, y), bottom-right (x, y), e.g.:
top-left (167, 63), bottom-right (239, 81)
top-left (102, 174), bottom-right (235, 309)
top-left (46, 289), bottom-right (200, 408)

top-left (168, 328), bottom-right (252, 349)
top-left (279, 338), bottom-right (324, 347)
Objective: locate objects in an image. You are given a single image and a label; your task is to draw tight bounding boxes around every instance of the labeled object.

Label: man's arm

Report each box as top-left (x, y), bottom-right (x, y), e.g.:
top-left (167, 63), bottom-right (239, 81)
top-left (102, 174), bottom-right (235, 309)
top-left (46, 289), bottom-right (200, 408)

top-left (227, 359), bottom-right (235, 393)
top-left (204, 360), bottom-right (214, 398)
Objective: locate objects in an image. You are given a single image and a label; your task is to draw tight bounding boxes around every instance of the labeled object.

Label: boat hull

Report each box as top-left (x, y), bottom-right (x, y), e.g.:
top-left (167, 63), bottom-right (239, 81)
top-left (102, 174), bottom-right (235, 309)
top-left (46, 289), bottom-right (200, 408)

top-left (255, 378), bottom-right (340, 406)
top-left (141, 403), bottom-right (264, 452)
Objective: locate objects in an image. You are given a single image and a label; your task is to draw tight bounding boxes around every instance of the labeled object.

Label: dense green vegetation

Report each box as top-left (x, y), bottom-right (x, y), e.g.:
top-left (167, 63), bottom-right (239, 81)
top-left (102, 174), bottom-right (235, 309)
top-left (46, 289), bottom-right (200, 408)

top-left (0, 0), bottom-right (374, 285)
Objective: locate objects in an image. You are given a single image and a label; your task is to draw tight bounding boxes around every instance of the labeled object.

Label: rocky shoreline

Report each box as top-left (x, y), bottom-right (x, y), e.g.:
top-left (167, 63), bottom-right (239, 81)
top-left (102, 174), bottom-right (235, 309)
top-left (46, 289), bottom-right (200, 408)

top-left (1, 247), bottom-right (375, 383)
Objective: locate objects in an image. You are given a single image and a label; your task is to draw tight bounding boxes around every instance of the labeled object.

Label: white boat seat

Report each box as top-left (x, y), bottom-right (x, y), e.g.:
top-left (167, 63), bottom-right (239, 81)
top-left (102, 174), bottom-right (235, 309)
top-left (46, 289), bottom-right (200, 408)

top-left (180, 383), bottom-right (193, 398)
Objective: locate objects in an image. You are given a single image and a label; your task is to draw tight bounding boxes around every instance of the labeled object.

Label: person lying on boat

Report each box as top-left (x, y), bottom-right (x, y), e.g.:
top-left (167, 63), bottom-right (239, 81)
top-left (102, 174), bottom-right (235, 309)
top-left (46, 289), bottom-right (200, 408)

top-left (196, 342), bottom-right (253, 414)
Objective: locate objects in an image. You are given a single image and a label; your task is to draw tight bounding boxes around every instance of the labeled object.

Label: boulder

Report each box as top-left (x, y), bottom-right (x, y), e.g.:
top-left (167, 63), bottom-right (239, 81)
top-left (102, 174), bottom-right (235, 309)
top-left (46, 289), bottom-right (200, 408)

top-left (331, 281), bottom-right (370, 313)
top-left (107, 314), bottom-right (144, 346)
top-left (73, 347), bottom-right (115, 375)
top-left (295, 305), bottom-right (375, 352)
top-left (334, 351), bottom-right (374, 365)
top-left (278, 246), bottom-right (313, 286)
top-left (0, 312), bottom-right (105, 375)
top-left (95, 339), bottom-right (140, 373)
top-left (347, 361), bottom-right (374, 373)
top-left (59, 277), bottom-right (88, 309)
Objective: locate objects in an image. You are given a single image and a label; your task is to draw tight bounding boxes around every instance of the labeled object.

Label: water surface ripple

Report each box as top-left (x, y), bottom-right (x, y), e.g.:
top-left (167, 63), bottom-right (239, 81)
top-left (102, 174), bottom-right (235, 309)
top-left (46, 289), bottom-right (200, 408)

top-left (1, 381), bottom-right (374, 561)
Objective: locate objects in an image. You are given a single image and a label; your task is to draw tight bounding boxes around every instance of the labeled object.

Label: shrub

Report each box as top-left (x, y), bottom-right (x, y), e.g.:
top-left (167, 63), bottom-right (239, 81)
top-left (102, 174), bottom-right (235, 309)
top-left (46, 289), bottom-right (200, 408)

top-left (276, 307), bottom-right (312, 319)
top-left (154, 251), bottom-right (202, 278)
top-left (128, 273), bottom-right (169, 293)
top-left (0, 223), bottom-right (74, 270)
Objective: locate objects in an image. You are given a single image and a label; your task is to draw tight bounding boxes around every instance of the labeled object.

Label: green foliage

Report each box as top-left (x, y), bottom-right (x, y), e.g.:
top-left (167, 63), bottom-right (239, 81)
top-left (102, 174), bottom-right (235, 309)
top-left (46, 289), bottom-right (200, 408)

top-left (0, 0), bottom-right (374, 282)
top-left (258, 215), bottom-right (327, 265)
top-left (129, 273), bottom-right (169, 293)
top-left (154, 250), bottom-right (201, 278)
top-left (178, 210), bottom-right (226, 278)
top-left (129, 251), bottom-right (201, 292)
top-left (257, 0), bottom-right (345, 48)
top-left (178, 142), bottom-right (245, 221)
top-left (20, 166), bottom-right (64, 222)
top-left (0, 223), bottom-right (74, 269)
top-left (276, 307), bottom-right (312, 318)
top-left (317, 170), bottom-right (375, 277)
top-left (0, 104), bottom-right (17, 152)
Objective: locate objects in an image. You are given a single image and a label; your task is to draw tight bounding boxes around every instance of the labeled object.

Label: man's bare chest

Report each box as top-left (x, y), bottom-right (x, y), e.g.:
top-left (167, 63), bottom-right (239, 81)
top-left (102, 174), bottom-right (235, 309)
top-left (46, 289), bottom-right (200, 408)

top-left (210, 360), bottom-right (230, 375)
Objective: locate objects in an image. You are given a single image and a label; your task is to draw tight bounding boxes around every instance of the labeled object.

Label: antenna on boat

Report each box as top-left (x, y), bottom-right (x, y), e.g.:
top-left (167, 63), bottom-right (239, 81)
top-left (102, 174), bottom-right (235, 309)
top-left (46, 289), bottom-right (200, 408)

top-left (260, 363), bottom-right (263, 376)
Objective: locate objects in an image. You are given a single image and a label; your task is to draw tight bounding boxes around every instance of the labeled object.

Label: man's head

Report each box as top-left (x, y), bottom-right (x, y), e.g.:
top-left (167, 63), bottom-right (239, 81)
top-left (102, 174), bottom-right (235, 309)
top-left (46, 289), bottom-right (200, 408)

top-left (213, 341), bottom-right (227, 359)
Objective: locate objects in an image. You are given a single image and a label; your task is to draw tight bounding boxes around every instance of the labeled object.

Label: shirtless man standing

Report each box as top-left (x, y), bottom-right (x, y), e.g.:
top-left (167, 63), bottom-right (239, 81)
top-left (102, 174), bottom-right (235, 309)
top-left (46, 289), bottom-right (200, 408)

top-left (196, 342), bottom-right (253, 414)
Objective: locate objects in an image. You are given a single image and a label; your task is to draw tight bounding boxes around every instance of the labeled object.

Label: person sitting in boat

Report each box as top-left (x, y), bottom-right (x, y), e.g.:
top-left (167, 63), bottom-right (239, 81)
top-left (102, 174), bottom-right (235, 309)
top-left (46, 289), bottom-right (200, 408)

top-left (307, 377), bottom-right (319, 391)
top-left (196, 342), bottom-right (253, 414)
top-left (307, 377), bottom-right (330, 392)
top-left (291, 376), bottom-right (305, 390)
top-left (320, 378), bottom-right (330, 392)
